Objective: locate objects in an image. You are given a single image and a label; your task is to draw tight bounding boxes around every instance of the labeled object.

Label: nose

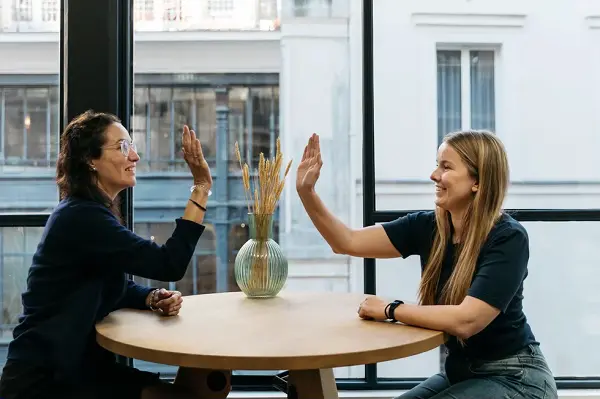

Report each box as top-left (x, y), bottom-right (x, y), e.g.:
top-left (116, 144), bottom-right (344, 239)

top-left (430, 168), bottom-right (440, 182)
top-left (128, 147), bottom-right (140, 162)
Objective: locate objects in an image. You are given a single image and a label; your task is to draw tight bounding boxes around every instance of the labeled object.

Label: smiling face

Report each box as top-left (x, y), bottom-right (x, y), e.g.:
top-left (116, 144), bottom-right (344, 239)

top-left (430, 142), bottom-right (478, 215)
top-left (90, 122), bottom-right (139, 199)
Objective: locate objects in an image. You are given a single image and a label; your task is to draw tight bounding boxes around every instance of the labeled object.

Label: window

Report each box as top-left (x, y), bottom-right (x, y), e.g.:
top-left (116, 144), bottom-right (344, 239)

top-left (163, 0), bottom-right (185, 22)
top-left (0, 0), bottom-right (60, 369)
top-left (1, 85), bottom-right (60, 168)
top-left (372, 0), bottom-right (600, 389)
top-left (291, 0), bottom-right (332, 18)
top-left (1, 0), bottom-right (597, 394)
top-left (207, 0), bottom-right (234, 16)
top-left (130, 74), bottom-right (283, 377)
top-left (0, 227), bottom-right (43, 332)
top-left (11, 0), bottom-right (32, 22)
top-left (437, 49), bottom-right (496, 143)
top-left (134, 0), bottom-right (155, 22)
top-left (41, 0), bottom-right (58, 22)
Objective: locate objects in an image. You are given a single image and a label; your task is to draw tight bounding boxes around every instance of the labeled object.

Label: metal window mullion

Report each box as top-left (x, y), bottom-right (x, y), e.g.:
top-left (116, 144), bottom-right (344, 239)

top-left (0, 89), bottom-right (5, 158)
top-left (46, 87), bottom-right (51, 163)
top-left (269, 87), bottom-right (275, 158)
top-left (245, 88), bottom-right (253, 166)
top-left (22, 89), bottom-right (28, 160)
top-left (460, 49), bottom-right (471, 130)
top-left (169, 87), bottom-right (175, 162)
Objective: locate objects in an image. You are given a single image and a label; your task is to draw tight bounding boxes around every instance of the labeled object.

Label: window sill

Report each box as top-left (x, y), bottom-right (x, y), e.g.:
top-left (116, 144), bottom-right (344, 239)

top-left (228, 390), bottom-right (600, 399)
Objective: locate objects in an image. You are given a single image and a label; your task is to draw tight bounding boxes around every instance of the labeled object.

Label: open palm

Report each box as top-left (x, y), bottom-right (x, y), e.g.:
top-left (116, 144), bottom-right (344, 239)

top-left (296, 133), bottom-right (323, 193)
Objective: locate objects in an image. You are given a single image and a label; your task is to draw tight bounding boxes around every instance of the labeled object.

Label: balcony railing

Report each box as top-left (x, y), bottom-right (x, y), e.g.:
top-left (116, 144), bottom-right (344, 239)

top-left (0, 0), bottom-right (280, 33)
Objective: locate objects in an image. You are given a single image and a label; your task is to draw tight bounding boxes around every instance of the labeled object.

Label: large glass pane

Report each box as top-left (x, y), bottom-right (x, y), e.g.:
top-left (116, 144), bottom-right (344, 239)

top-left (375, 251), bottom-right (443, 378)
top-left (0, 0), bottom-right (60, 368)
top-left (374, 0), bottom-right (600, 210)
top-left (0, 227), bottom-right (45, 368)
top-left (376, 220), bottom-right (600, 379)
top-left (371, 0), bottom-right (600, 385)
top-left (0, 85), bottom-right (59, 212)
top-left (132, 0), bottom-right (360, 379)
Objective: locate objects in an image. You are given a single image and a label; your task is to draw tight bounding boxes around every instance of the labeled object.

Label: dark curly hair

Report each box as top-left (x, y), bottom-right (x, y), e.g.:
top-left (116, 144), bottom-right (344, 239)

top-left (56, 110), bottom-right (122, 221)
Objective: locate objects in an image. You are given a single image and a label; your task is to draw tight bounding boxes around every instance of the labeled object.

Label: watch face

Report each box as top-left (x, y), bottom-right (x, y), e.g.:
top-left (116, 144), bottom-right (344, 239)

top-left (191, 185), bottom-right (212, 196)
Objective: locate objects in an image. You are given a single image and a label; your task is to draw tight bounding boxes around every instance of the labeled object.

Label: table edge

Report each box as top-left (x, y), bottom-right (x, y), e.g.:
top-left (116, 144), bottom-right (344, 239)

top-left (96, 329), bottom-right (447, 371)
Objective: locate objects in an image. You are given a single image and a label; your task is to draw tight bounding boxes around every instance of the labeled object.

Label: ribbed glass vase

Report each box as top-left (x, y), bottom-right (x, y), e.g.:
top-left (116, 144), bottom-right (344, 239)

top-left (234, 213), bottom-right (288, 298)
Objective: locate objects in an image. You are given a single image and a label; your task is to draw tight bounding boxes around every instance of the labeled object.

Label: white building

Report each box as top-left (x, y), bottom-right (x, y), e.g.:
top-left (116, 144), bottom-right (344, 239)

top-left (1, 0), bottom-right (599, 392)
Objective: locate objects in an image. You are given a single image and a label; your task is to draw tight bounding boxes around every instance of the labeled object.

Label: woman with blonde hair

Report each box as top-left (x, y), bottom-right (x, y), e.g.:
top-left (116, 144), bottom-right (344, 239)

top-left (296, 131), bottom-right (557, 398)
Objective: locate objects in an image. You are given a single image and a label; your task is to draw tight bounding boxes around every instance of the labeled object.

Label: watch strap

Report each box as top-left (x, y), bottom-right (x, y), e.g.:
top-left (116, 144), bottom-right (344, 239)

top-left (387, 299), bottom-right (404, 322)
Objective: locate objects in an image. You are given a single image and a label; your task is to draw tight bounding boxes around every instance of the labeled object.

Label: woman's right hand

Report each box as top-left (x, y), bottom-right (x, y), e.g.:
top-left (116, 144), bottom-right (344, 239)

top-left (296, 133), bottom-right (323, 194)
top-left (182, 125), bottom-right (212, 189)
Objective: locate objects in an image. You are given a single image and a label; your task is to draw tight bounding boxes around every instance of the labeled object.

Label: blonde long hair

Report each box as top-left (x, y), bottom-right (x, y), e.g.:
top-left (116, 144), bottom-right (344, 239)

top-left (418, 130), bottom-right (510, 306)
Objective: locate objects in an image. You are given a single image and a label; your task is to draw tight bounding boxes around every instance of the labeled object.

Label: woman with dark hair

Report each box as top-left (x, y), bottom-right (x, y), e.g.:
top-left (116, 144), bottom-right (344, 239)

top-left (0, 110), bottom-right (213, 399)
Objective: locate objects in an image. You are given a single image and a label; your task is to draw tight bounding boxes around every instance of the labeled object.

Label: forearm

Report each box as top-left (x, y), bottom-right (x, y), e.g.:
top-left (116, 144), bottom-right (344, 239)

top-left (297, 188), bottom-right (352, 253)
top-left (183, 187), bottom-right (209, 225)
top-left (114, 280), bottom-right (155, 311)
top-left (393, 303), bottom-right (472, 339)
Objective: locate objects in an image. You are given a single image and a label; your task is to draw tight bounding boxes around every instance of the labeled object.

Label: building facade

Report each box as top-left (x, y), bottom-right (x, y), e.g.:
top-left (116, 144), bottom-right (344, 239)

top-left (0, 0), bottom-right (599, 383)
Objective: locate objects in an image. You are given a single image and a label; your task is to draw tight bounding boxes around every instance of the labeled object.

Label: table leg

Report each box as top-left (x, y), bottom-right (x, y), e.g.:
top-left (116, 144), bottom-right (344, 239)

top-left (288, 368), bottom-right (338, 399)
top-left (174, 367), bottom-right (231, 399)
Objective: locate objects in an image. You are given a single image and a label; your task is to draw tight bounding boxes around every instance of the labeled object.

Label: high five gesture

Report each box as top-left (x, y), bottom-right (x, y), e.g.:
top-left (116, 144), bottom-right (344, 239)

top-left (296, 133), bottom-right (323, 194)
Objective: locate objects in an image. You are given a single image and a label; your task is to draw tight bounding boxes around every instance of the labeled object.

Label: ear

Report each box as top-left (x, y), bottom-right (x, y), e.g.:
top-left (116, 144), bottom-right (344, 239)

top-left (471, 183), bottom-right (479, 193)
top-left (89, 163), bottom-right (97, 172)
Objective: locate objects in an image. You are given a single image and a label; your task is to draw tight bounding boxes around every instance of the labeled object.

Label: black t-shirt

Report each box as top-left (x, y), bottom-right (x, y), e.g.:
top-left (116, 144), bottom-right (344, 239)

top-left (381, 210), bottom-right (537, 360)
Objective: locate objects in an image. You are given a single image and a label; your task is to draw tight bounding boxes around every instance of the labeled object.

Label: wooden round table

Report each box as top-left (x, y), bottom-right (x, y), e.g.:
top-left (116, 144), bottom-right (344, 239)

top-left (96, 291), bottom-right (445, 399)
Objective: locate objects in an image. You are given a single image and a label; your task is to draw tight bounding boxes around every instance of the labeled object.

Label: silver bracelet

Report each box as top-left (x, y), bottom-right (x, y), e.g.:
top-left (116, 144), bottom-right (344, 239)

top-left (148, 289), bottom-right (160, 311)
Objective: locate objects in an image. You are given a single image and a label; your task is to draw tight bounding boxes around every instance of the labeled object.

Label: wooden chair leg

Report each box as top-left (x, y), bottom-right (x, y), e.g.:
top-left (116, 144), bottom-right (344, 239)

top-left (174, 367), bottom-right (231, 399)
top-left (287, 368), bottom-right (338, 399)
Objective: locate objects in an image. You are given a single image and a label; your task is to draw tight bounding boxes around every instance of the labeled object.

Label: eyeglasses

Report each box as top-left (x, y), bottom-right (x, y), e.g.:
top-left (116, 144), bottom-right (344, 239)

top-left (119, 141), bottom-right (137, 157)
top-left (104, 140), bottom-right (137, 157)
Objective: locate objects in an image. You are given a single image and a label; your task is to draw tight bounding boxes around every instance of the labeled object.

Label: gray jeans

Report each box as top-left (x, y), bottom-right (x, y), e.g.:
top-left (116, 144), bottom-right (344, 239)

top-left (398, 344), bottom-right (557, 399)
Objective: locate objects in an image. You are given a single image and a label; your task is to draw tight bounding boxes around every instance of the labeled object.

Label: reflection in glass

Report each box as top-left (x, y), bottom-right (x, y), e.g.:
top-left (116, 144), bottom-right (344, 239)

top-left (470, 51), bottom-right (495, 132)
top-left (1, 86), bottom-right (59, 168)
top-left (437, 49), bottom-right (496, 143)
top-left (228, 87), bottom-right (278, 171)
top-left (131, 76), bottom-right (281, 376)
top-left (0, 227), bottom-right (44, 366)
top-left (437, 50), bottom-right (461, 143)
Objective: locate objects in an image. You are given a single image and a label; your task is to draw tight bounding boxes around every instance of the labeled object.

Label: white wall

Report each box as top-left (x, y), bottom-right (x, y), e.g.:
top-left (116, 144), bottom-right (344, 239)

top-left (372, 0), bottom-right (600, 184)
top-left (0, 31), bottom-right (281, 74)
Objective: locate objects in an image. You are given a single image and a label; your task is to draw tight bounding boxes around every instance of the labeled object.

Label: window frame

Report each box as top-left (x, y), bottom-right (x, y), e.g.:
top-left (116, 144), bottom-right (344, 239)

top-left (436, 45), bottom-right (499, 144)
top-left (0, 0), bottom-right (598, 392)
top-left (362, 0), bottom-right (600, 391)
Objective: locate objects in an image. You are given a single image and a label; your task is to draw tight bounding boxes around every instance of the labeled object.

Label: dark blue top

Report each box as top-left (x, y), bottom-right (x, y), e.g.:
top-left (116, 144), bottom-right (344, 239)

top-left (6, 196), bottom-right (205, 384)
top-left (382, 211), bottom-right (537, 360)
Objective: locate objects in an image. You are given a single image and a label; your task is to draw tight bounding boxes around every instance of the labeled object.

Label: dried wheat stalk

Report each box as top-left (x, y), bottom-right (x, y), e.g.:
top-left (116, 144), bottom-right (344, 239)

top-left (234, 138), bottom-right (292, 220)
top-left (234, 139), bottom-right (292, 291)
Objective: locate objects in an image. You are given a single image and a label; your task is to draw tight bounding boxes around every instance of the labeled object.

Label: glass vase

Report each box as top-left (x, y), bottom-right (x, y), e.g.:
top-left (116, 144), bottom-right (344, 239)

top-left (234, 213), bottom-right (288, 298)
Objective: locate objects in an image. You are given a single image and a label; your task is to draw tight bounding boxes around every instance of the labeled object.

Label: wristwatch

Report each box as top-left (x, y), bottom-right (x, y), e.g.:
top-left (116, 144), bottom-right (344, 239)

top-left (386, 300), bottom-right (404, 322)
top-left (191, 184), bottom-right (212, 197)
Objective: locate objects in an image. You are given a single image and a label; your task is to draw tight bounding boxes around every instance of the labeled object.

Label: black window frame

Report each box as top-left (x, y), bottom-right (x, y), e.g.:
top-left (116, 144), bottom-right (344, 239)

top-left (0, 0), bottom-right (598, 393)
top-left (359, 0), bottom-right (600, 391)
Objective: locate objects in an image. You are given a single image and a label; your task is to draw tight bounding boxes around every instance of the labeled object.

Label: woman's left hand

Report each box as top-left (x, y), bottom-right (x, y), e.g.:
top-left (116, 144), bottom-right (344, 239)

top-left (357, 296), bottom-right (388, 321)
top-left (151, 288), bottom-right (183, 316)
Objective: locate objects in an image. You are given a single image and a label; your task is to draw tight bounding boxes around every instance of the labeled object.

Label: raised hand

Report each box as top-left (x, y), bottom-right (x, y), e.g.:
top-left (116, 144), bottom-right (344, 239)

top-left (182, 125), bottom-right (212, 190)
top-left (296, 133), bottom-right (323, 194)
